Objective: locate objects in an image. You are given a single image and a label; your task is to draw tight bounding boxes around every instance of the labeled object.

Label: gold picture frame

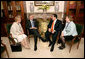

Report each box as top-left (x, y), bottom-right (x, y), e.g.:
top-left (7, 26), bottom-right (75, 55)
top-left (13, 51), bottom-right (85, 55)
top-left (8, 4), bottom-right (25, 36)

top-left (34, 1), bottom-right (55, 6)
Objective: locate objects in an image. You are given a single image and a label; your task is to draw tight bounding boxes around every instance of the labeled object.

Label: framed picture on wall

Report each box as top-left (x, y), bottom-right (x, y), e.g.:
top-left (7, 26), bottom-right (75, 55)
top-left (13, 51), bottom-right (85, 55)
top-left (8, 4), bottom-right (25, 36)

top-left (34, 1), bottom-right (55, 6)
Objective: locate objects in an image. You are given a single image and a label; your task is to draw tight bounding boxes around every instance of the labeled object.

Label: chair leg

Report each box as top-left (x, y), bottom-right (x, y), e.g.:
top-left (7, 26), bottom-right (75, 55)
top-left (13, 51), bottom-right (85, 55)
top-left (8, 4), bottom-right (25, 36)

top-left (29, 39), bottom-right (30, 43)
top-left (5, 46), bottom-right (9, 58)
top-left (56, 39), bottom-right (59, 45)
top-left (69, 41), bottom-right (74, 53)
top-left (69, 44), bottom-right (72, 53)
top-left (56, 37), bottom-right (59, 45)
top-left (77, 39), bottom-right (81, 49)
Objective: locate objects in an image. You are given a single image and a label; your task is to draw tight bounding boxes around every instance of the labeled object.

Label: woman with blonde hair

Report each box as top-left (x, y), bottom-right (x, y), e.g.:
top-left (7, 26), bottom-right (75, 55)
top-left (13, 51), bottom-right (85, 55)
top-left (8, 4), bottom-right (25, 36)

top-left (58, 15), bottom-right (78, 50)
top-left (10, 15), bottom-right (30, 49)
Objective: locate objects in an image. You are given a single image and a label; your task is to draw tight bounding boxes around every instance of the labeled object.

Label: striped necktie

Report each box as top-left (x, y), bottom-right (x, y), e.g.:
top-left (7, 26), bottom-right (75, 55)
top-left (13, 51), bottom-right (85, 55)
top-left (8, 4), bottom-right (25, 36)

top-left (51, 19), bottom-right (56, 32)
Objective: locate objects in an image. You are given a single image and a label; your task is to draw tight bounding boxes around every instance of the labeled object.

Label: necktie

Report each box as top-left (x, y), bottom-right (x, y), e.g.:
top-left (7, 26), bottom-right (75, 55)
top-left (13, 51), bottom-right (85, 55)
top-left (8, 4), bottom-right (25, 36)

top-left (32, 20), bottom-right (34, 27)
top-left (51, 19), bottom-right (55, 32)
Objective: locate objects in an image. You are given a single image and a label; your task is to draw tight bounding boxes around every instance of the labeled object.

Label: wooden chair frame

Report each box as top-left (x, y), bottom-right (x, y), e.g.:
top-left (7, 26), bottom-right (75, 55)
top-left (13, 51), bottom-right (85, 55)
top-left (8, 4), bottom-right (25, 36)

top-left (4, 23), bottom-right (16, 45)
top-left (69, 27), bottom-right (84, 53)
top-left (1, 40), bottom-right (9, 58)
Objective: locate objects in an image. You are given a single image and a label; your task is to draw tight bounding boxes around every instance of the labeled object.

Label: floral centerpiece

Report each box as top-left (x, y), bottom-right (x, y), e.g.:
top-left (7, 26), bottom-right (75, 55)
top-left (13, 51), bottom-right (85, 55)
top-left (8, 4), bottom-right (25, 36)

top-left (38, 5), bottom-right (50, 13)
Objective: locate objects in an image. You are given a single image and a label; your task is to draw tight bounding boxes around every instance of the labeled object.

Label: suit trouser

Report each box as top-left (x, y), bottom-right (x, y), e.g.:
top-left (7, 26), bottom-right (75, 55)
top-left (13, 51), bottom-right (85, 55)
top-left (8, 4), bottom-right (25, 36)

top-left (30, 29), bottom-right (45, 48)
top-left (45, 31), bottom-right (58, 50)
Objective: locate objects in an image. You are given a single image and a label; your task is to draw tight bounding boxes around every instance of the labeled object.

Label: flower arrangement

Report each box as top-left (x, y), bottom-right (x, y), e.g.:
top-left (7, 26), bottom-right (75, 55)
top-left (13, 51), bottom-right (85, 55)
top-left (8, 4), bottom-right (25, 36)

top-left (38, 5), bottom-right (50, 13)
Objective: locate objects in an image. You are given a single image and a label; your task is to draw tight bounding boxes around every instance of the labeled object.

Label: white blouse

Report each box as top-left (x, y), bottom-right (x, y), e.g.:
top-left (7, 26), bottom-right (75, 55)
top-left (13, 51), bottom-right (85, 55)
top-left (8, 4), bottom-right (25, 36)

top-left (62, 21), bottom-right (78, 36)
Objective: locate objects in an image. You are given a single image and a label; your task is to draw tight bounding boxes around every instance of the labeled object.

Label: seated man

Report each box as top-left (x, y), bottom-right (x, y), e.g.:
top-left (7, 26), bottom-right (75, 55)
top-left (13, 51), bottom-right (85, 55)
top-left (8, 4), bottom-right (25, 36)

top-left (26, 15), bottom-right (46, 51)
top-left (45, 14), bottom-right (62, 52)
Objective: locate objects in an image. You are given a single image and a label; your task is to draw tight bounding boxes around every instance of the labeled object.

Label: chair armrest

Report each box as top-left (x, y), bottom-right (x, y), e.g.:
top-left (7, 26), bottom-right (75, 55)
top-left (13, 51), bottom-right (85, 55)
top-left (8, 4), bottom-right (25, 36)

top-left (72, 37), bottom-right (76, 42)
top-left (1, 40), bottom-right (6, 49)
top-left (1, 42), bottom-right (6, 47)
top-left (74, 35), bottom-right (80, 37)
top-left (71, 35), bottom-right (81, 43)
top-left (74, 35), bottom-right (82, 40)
top-left (1, 40), bottom-right (9, 58)
top-left (9, 34), bottom-right (16, 45)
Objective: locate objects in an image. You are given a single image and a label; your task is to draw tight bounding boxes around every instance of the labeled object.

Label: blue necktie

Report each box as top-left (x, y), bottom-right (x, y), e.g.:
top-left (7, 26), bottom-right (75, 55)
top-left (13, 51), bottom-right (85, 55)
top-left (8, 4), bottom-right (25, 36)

top-left (32, 20), bottom-right (34, 27)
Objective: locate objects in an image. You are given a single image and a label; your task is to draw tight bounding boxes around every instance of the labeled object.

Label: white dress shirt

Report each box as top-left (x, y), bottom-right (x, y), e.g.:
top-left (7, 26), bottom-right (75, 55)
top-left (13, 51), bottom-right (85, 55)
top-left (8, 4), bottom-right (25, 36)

top-left (62, 21), bottom-right (78, 36)
top-left (51, 19), bottom-right (57, 31)
top-left (30, 20), bottom-right (34, 27)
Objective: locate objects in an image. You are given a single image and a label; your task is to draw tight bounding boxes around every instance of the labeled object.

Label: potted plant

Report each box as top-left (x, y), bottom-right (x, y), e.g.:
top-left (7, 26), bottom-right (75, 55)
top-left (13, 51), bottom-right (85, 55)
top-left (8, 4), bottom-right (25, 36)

top-left (38, 5), bottom-right (50, 13)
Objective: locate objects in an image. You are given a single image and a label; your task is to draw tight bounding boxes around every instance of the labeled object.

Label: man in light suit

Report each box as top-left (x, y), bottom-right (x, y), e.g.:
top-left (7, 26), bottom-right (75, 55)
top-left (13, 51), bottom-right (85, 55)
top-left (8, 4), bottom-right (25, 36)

top-left (45, 14), bottom-right (62, 52)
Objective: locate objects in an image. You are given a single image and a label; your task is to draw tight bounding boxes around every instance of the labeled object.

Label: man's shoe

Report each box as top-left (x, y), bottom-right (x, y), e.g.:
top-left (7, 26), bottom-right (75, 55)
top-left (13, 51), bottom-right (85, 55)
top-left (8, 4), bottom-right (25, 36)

top-left (34, 47), bottom-right (37, 51)
top-left (43, 39), bottom-right (47, 42)
top-left (58, 46), bottom-right (65, 50)
top-left (40, 37), bottom-right (47, 42)
top-left (50, 48), bottom-right (54, 52)
top-left (58, 42), bottom-right (65, 50)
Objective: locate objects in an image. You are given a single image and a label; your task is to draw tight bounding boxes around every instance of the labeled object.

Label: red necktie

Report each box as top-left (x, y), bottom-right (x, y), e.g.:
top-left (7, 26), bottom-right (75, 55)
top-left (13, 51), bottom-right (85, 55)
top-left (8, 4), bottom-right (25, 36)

top-left (51, 19), bottom-right (55, 32)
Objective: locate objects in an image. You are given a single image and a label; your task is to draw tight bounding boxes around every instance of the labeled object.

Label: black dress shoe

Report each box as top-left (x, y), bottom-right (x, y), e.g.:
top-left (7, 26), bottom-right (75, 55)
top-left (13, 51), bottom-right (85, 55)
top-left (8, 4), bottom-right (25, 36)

top-left (43, 40), bottom-right (47, 42)
top-left (58, 46), bottom-right (65, 50)
top-left (50, 46), bottom-right (54, 52)
top-left (50, 48), bottom-right (54, 52)
top-left (57, 40), bottom-right (62, 44)
top-left (44, 38), bottom-right (49, 42)
top-left (34, 47), bottom-right (37, 51)
top-left (57, 41), bottom-right (61, 44)
top-left (40, 37), bottom-right (47, 42)
top-left (58, 42), bottom-right (65, 50)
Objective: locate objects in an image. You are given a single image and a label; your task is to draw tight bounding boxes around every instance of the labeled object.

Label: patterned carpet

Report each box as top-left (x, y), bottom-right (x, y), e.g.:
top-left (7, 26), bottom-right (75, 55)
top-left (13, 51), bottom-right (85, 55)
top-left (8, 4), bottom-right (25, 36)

top-left (1, 37), bottom-right (84, 58)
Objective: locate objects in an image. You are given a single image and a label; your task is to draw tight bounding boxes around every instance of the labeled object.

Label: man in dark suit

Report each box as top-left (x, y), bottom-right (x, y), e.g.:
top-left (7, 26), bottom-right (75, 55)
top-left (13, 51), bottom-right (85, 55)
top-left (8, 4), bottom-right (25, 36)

top-left (26, 15), bottom-right (45, 51)
top-left (45, 14), bottom-right (62, 52)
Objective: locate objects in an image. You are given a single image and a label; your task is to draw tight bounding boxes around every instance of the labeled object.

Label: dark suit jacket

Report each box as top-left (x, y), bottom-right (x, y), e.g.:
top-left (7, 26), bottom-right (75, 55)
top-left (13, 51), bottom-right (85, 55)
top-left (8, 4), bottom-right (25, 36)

top-left (26, 19), bottom-right (39, 35)
top-left (26, 19), bottom-right (38, 29)
top-left (47, 19), bottom-right (62, 33)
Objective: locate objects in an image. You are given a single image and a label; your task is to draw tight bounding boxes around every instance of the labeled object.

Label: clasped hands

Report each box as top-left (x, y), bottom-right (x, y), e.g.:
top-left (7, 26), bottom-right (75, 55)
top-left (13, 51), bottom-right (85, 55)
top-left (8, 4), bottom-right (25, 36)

top-left (19, 31), bottom-right (24, 35)
top-left (30, 27), bottom-right (37, 29)
top-left (48, 28), bottom-right (56, 34)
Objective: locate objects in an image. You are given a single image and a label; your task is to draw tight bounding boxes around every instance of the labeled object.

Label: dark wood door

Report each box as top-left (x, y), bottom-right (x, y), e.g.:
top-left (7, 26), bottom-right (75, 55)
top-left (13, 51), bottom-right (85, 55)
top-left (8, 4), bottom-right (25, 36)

top-left (1, 1), bottom-right (26, 36)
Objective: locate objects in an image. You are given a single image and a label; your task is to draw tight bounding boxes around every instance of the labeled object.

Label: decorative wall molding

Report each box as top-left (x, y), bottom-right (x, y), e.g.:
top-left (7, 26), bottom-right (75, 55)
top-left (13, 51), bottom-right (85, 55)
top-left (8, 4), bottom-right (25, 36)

top-left (27, 12), bottom-right (63, 20)
top-left (24, 1), bottom-right (65, 19)
top-left (24, 1), bottom-right (65, 13)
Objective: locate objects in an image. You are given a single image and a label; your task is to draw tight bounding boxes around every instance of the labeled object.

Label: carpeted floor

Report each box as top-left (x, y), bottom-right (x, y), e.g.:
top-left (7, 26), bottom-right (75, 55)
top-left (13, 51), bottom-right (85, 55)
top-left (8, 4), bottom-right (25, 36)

top-left (1, 37), bottom-right (84, 58)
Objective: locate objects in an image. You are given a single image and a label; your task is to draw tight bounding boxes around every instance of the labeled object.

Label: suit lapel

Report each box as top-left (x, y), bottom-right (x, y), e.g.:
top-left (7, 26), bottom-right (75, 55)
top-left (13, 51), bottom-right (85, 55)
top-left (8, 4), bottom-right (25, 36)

top-left (29, 20), bottom-right (32, 27)
top-left (54, 20), bottom-right (59, 29)
top-left (33, 20), bottom-right (35, 27)
top-left (29, 19), bottom-right (35, 27)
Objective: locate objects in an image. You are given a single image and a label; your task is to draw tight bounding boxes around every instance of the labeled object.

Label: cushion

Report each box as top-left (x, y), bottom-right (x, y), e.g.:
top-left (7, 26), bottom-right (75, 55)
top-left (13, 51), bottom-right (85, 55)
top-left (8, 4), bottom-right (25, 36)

top-left (75, 24), bottom-right (83, 35)
top-left (1, 46), bottom-right (5, 53)
top-left (6, 24), bottom-right (12, 34)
